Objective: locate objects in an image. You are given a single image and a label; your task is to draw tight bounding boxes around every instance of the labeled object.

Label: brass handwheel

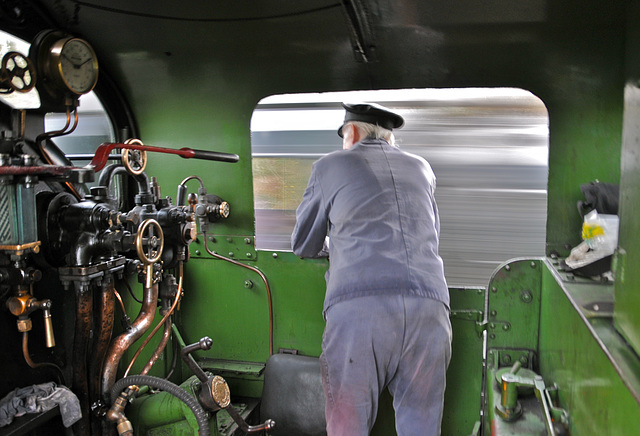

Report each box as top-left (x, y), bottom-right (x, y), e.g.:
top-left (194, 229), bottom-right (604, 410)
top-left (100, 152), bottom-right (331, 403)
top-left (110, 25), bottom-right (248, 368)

top-left (135, 219), bottom-right (164, 265)
top-left (122, 138), bottom-right (147, 175)
top-left (0, 51), bottom-right (36, 93)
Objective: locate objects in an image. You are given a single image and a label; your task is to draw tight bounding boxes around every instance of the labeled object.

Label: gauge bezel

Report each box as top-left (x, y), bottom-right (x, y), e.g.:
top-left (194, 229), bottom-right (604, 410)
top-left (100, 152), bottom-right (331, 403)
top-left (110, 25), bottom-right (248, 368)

top-left (48, 36), bottom-right (99, 95)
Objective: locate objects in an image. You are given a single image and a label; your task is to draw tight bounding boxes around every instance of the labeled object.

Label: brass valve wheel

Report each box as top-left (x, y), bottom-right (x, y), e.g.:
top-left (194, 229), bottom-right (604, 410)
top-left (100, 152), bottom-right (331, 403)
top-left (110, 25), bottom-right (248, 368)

top-left (135, 218), bottom-right (164, 265)
top-left (0, 51), bottom-right (36, 93)
top-left (122, 138), bottom-right (147, 175)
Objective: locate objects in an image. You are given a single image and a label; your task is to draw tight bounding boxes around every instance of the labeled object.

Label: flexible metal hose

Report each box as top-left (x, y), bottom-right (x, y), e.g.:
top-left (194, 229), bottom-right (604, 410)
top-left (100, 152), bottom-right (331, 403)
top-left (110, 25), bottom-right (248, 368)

top-left (110, 375), bottom-right (209, 436)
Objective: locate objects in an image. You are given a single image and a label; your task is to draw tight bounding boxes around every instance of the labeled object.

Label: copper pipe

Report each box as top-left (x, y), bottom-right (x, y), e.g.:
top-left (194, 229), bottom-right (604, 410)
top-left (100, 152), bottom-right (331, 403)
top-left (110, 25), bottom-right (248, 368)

top-left (101, 281), bottom-right (159, 401)
top-left (140, 318), bottom-right (172, 375)
top-left (113, 287), bottom-right (127, 313)
top-left (35, 107), bottom-right (82, 199)
top-left (21, 331), bottom-right (38, 368)
top-left (123, 262), bottom-right (183, 377)
top-left (89, 281), bottom-right (116, 405)
top-left (35, 108), bottom-right (73, 151)
top-left (72, 287), bottom-right (93, 436)
top-left (21, 332), bottom-right (64, 378)
top-left (203, 233), bottom-right (274, 356)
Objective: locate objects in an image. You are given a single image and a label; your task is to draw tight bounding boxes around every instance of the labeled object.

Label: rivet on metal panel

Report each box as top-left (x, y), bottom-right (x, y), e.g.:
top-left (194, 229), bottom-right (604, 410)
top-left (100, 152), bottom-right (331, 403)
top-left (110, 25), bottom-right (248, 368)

top-left (491, 287), bottom-right (498, 293)
top-left (244, 280), bottom-right (254, 289)
top-left (530, 261), bottom-right (536, 268)
top-left (490, 310), bottom-right (497, 317)
top-left (490, 323), bottom-right (496, 330)
top-left (244, 238), bottom-right (252, 245)
top-left (502, 354), bottom-right (512, 365)
top-left (520, 290), bottom-right (533, 303)
top-left (228, 252), bottom-right (234, 258)
top-left (246, 253), bottom-right (253, 258)
top-left (272, 253), bottom-right (278, 259)
top-left (489, 334), bottom-right (496, 340)
top-left (195, 250), bottom-right (201, 256)
top-left (519, 355), bottom-right (529, 365)
top-left (505, 265), bottom-right (511, 271)
top-left (502, 322), bottom-right (511, 331)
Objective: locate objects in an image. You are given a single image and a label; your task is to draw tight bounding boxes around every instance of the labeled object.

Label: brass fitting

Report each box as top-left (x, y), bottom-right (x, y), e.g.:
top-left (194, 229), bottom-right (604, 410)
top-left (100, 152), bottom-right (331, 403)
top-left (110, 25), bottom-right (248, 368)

top-left (16, 316), bottom-right (32, 332)
top-left (106, 388), bottom-right (137, 436)
top-left (6, 289), bottom-right (31, 317)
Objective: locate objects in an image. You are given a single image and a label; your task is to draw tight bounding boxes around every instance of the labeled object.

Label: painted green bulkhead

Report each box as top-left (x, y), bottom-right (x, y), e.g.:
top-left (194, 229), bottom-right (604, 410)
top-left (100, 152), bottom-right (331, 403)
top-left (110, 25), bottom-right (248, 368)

top-left (98, 2), bottom-right (639, 434)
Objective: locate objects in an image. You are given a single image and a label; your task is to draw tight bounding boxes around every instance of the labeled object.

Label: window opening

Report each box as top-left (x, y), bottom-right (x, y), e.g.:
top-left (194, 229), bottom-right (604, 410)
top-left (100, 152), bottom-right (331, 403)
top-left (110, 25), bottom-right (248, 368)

top-left (251, 88), bottom-right (549, 287)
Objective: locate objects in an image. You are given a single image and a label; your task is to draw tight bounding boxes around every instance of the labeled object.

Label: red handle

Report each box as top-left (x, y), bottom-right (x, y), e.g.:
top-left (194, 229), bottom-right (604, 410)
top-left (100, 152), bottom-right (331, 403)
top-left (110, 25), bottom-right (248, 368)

top-left (88, 143), bottom-right (239, 172)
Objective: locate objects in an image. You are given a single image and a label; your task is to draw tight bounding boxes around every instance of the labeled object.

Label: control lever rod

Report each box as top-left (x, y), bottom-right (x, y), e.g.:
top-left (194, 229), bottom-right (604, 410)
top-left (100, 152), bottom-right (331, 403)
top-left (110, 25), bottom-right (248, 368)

top-left (88, 142), bottom-right (239, 172)
top-left (181, 337), bottom-right (276, 433)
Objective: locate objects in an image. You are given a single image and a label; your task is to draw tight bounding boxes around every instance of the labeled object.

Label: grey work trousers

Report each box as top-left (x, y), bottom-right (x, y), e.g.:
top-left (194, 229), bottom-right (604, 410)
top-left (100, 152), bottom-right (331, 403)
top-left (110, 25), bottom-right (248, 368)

top-left (320, 294), bottom-right (452, 436)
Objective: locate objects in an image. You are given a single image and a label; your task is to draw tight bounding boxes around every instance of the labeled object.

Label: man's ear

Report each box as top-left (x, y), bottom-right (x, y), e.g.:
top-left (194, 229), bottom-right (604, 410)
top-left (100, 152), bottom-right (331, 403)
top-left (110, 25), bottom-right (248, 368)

top-left (351, 124), bottom-right (362, 143)
top-left (342, 124), bottom-right (358, 150)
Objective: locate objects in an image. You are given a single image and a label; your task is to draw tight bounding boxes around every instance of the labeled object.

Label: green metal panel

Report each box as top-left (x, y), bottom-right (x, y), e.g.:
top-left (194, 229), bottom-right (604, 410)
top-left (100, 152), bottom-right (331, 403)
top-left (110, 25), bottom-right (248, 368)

top-left (538, 263), bottom-right (640, 435)
top-left (483, 258), bottom-right (640, 434)
top-left (442, 287), bottom-right (486, 436)
top-left (615, 0), bottom-right (640, 357)
top-left (484, 259), bottom-right (547, 434)
top-left (174, 251), bottom-right (327, 398)
top-left (486, 259), bottom-right (543, 354)
top-left (177, 250), bottom-right (327, 358)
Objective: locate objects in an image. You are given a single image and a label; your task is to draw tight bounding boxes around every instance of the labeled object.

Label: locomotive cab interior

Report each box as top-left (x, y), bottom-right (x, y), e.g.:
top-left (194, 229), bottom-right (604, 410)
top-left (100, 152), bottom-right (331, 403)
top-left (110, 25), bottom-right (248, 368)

top-left (0, 1), bottom-right (639, 435)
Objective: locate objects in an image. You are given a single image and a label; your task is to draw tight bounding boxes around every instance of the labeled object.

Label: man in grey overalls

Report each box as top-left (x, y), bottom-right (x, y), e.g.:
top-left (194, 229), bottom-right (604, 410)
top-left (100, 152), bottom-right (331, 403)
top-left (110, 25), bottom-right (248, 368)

top-left (292, 102), bottom-right (452, 436)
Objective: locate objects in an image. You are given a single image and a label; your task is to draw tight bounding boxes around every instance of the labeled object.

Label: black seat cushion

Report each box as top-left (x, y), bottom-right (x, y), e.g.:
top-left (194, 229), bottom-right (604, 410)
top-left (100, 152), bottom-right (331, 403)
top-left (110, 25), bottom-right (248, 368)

top-left (260, 353), bottom-right (327, 436)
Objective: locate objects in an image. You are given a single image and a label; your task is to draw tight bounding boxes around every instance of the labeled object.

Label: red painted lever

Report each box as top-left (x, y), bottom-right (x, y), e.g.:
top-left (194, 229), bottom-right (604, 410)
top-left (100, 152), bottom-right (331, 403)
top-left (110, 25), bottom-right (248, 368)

top-left (87, 142), bottom-right (239, 172)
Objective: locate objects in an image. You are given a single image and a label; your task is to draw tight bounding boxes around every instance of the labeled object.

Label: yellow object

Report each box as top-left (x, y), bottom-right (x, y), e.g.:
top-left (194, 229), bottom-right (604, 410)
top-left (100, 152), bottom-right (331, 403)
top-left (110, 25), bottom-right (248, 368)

top-left (582, 223), bottom-right (605, 241)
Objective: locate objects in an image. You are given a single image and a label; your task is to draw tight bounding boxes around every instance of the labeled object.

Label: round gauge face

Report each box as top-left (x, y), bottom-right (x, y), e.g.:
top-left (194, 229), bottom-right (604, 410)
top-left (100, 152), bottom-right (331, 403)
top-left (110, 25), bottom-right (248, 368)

top-left (57, 38), bottom-right (98, 94)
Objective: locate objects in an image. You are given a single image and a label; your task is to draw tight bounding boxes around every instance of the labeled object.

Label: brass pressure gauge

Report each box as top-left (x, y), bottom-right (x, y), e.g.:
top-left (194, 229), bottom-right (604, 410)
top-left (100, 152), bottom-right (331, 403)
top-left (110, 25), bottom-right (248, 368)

top-left (30, 30), bottom-right (100, 108)
top-left (48, 36), bottom-right (99, 95)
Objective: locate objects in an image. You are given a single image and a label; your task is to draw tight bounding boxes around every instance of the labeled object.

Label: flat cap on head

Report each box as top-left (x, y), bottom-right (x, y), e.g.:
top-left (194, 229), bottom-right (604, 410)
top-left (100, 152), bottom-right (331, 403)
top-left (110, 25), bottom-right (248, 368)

top-left (337, 102), bottom-right (405, 137)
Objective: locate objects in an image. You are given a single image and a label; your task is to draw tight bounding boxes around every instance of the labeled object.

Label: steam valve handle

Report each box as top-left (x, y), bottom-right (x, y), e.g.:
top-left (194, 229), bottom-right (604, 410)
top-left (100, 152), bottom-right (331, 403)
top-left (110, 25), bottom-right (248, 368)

top-left (41, 300), bottom-right (55, 348)
top-left (181, 337), bottom-right (276, 433)
top-left (135, 219), bottom-right (164, 265)
top-left (136, 219), bottom-right (164, 289)
top-left (89, 141), bottom-right (239, 172)
top-left (0, 51), bottom-right (36, 93)
top-left (122, 139), bottom-right (147, 175)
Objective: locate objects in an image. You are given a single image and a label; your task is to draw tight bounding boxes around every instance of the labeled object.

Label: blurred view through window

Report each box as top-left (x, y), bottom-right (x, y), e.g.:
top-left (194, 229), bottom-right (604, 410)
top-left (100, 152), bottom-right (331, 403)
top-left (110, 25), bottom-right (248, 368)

top-left (251, 89), bottom-right (549, 287)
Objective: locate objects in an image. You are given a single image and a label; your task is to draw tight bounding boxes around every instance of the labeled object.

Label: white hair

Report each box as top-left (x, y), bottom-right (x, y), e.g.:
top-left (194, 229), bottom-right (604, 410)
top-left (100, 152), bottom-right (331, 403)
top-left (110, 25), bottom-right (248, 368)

top-left (348, 121), bottom-right (396, 146)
